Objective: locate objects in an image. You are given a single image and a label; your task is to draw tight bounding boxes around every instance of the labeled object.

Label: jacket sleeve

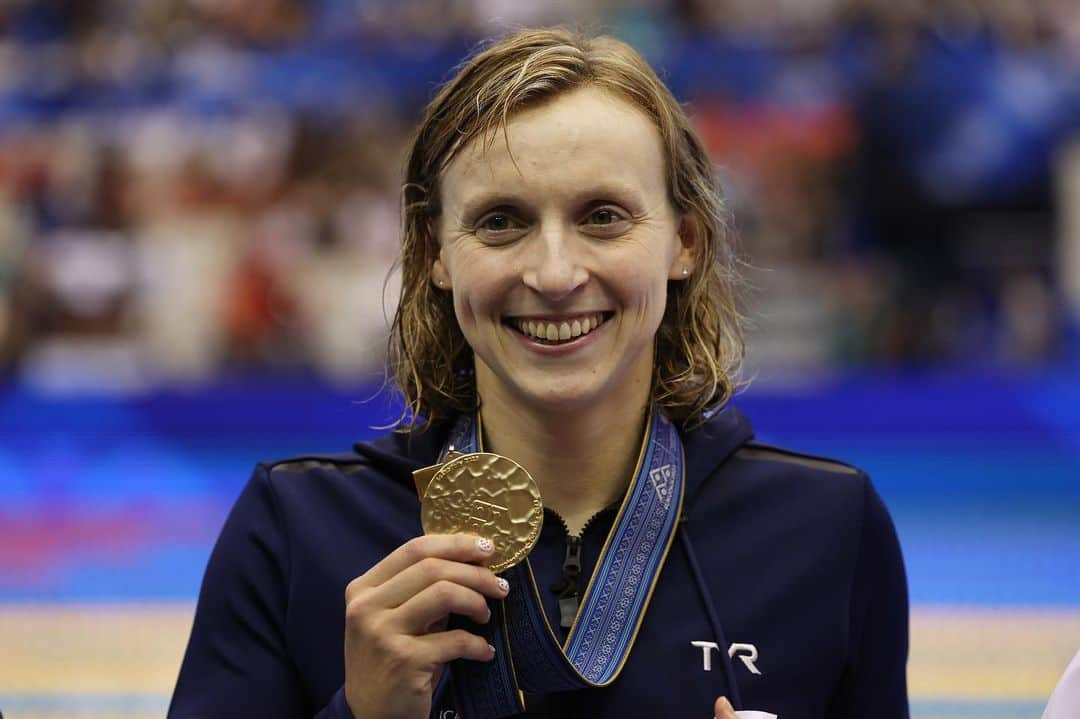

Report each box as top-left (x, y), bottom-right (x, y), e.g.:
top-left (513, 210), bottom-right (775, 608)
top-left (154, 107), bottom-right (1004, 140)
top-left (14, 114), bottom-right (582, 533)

top-left (827, 475), bottom-right (910, 718)
top-left (168, 464), bottom-right (354, 719)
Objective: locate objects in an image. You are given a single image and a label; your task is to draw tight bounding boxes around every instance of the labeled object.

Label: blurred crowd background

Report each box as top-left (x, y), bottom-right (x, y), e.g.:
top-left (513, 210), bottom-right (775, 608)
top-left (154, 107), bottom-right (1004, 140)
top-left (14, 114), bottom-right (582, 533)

top-left (2, 0), bottom-right (1079, 394)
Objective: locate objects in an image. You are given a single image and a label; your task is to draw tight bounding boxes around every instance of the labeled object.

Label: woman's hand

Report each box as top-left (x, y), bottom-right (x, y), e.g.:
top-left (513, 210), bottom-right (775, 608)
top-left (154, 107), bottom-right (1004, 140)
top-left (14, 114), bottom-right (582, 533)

top-left (343, 534), bottom-right (510, 719)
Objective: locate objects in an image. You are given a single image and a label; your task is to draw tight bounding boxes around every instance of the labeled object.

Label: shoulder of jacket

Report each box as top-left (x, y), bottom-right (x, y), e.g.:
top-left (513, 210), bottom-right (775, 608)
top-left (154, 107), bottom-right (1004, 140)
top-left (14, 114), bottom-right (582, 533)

top-left (257, 452), bottom-right (372, 477)
top-left (732, 441), bottom-right (865, 479)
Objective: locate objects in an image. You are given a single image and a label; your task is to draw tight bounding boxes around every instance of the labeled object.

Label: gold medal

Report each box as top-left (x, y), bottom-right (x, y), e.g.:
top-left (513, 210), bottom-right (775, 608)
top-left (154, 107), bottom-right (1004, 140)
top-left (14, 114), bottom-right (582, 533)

top-left (417, 452), bottom-right (543, 573)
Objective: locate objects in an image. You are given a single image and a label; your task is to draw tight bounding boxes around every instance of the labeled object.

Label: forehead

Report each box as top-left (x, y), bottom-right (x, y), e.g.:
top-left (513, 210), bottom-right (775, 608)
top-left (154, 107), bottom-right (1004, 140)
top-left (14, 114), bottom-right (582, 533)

top-left (440, 86), bottom-right (668, 211)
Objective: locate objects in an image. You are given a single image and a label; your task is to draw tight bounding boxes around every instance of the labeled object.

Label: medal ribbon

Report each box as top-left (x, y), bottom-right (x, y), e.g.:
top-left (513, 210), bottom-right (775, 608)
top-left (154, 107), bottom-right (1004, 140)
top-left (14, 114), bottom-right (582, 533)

top-left (442, 408), bottom-right (685, 718)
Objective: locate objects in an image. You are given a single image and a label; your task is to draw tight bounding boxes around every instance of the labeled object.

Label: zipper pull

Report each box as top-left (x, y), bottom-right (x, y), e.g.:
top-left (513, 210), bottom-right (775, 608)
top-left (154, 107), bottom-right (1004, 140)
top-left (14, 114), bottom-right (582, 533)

top-left (553, 536), bottom-right (583, 629)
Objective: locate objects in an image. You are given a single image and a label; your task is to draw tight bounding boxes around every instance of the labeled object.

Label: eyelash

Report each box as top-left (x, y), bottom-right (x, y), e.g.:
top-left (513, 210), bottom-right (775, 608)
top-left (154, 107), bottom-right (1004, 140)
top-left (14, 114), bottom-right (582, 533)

top-left (477, 212), bottom-right (523, 232)
top-left (473, 205), bottom-right (628, 234)
top-left (584, 207), bottom-right (625, 225)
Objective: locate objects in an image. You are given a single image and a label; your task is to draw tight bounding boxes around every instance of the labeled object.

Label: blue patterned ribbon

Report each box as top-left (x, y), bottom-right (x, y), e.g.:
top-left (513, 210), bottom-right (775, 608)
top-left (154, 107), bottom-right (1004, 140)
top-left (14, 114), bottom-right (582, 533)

top-left (442, 408), bottom-right (685, 718)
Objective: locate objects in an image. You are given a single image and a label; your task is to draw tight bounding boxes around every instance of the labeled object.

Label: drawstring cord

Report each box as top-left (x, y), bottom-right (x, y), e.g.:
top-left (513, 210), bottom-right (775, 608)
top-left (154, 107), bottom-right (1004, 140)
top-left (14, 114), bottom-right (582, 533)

top-left (679, 528), bottom-right (744, 711)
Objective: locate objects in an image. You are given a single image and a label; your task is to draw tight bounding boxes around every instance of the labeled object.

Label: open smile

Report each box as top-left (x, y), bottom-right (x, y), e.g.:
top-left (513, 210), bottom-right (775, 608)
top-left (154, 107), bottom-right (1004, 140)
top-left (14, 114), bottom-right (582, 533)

top-left (503, 312), bottom-right (613, 346)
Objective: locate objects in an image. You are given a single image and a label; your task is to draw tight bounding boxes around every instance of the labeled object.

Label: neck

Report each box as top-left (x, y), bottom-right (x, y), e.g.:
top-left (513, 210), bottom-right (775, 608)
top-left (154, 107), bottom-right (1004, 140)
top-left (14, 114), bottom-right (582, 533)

top-left (478, 384), bottom-right (651, 537)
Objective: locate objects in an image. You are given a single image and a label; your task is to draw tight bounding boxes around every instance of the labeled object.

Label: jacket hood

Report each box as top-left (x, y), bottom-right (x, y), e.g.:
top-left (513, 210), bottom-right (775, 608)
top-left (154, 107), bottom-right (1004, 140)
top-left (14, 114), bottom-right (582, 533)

top-left (352, 405), bottom-right (755, 503)
top-left (679, 405), bottom-right (755, 501)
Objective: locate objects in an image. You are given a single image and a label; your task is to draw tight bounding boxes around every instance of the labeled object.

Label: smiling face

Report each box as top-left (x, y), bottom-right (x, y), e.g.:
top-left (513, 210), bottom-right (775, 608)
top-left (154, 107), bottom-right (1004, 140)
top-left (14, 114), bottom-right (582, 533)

top-left (432, 86), bottom-right (695, 416)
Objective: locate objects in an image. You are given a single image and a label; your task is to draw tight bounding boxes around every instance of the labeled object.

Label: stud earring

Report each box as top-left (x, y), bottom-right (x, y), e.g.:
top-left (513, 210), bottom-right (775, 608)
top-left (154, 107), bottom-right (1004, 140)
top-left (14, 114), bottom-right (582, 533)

top-left (682, 267), bottom-right (689, 276)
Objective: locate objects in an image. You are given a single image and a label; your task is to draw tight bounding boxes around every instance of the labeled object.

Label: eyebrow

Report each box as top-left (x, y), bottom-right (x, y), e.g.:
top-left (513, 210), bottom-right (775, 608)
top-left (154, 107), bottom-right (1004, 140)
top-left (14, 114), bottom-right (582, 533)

top-left (459, 193), bottom-right (521, 223)
top-left (457, 183), bottom-right (645, 222)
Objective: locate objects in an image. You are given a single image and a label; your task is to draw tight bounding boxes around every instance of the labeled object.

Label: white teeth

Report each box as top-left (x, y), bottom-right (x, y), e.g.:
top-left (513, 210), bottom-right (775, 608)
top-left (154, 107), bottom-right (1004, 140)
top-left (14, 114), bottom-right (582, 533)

top-left (514, 313), bottom-right (608, 342)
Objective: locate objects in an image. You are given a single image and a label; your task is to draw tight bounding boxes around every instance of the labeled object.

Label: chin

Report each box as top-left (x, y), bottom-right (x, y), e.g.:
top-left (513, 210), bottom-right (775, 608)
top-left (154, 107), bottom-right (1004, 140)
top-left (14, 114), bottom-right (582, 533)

top-left (506, 371), bottom-right (634, 415)
top-left (531, 386), bottom-right (605, 413)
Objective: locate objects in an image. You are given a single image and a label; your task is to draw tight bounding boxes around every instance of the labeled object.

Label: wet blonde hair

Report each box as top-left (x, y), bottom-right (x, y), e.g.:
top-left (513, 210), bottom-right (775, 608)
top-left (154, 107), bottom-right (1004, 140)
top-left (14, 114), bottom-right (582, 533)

top-left (389, 27), bottom-right (745, 429)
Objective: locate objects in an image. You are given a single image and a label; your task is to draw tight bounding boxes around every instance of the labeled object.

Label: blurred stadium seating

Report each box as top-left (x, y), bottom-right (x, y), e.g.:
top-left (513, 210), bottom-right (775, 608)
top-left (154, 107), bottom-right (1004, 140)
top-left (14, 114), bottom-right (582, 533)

top-left (0, 1), bottom-right (1078, 717)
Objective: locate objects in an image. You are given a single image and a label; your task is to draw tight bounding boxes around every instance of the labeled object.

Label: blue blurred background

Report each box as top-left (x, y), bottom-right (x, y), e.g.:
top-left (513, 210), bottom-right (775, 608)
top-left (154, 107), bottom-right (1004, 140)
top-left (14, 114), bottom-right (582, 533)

top-left (0, 1), bottom-right (1078, 717)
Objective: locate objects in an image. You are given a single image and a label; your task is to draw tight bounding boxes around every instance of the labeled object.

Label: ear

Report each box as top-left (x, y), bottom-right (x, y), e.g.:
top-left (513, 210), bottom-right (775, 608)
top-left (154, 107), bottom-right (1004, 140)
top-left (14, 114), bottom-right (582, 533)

top-left (431, 256), bottom-right (451, 290)
top-left (667, 214), bottom-right (700, 280)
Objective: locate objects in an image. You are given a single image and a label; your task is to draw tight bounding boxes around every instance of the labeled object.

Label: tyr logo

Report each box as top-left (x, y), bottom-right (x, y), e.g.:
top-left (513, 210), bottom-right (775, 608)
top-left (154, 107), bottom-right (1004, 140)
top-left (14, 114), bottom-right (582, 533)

top-left (690, 641), bottom-right (763, 675)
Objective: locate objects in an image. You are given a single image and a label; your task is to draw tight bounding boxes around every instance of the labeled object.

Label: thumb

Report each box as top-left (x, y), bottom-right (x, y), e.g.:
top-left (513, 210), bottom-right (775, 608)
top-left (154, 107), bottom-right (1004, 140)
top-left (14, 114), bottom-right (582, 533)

top-left (714, 695), bottom-right (736, 719)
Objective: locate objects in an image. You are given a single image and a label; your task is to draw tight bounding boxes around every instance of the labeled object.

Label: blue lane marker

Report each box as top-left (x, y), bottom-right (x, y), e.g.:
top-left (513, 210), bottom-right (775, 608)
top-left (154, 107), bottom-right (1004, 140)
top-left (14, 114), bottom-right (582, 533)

top-left (910, 700), bottom-right (1049, 718)
top-left (0, 693), bottom-right (169, 714)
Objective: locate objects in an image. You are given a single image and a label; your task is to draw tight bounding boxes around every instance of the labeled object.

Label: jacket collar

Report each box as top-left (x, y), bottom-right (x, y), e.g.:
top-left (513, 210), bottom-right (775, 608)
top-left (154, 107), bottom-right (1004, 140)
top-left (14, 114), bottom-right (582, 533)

top-left (353, 405), bottom-right (755, 500)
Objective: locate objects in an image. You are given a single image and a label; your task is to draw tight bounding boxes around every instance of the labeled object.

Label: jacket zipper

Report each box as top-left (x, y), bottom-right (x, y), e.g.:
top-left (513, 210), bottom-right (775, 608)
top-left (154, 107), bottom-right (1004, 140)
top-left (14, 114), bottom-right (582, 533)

top-left (552, 535), bottom-right (583, 628)
top-left (547, 508), bottom-right (609, 629)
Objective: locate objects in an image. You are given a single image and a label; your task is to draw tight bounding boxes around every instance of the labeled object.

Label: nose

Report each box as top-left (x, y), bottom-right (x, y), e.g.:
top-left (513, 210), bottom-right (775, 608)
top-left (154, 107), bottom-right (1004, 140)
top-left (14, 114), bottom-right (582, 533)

top-left (520, 224), bottom-right (588, 301)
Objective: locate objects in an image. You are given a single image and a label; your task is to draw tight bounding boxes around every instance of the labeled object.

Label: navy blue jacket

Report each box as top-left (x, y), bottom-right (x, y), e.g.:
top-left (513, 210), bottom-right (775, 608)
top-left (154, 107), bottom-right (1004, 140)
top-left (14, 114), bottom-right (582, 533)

top-left (169, 408), bottom-right (909, 718)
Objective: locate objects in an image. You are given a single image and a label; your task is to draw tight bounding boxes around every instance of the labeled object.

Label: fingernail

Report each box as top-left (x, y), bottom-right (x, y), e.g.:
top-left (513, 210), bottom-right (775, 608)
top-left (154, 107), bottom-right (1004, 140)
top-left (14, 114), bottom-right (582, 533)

top-left (496, 577), bottom-right (510, 594)
top-left (477, 537), bottom-right (494, 553)
top-left (488, 643), bottom-right (496, 655)
top-left (719, 697), bottom-right (734, 715)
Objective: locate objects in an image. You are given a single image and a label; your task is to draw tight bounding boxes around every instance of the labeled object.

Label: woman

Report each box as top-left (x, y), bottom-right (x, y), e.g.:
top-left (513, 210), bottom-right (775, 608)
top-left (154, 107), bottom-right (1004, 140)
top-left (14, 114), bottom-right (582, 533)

top-left (169, 28), bottom-right (908, 719)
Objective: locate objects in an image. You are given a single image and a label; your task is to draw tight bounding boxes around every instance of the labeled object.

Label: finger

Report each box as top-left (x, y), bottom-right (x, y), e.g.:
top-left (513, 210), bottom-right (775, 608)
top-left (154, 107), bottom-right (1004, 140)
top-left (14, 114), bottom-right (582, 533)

top-left (424, 616), bottom-right (449, 635)
top-left (371, 556), bottom-right (509, 608)
top-left (395, 579), bottom-right (493, 630)
top-left (714, 696), bottom-right (736, 719)
top-left (416, 628), bottom-right (496, 665)
top-left (350, 534), bottom-right (495, 593)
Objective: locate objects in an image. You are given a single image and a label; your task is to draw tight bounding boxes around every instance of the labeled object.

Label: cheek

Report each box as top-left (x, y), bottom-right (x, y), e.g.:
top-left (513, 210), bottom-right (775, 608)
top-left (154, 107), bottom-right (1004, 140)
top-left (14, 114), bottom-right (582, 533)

top-left (609, 254), bottom-right (671, 316)
top-left (449, 255), bottom-right (512, 326)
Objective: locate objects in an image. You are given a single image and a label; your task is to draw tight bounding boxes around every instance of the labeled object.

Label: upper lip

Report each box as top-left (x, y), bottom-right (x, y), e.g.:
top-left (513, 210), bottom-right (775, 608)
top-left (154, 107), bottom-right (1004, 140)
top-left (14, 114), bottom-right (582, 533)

top-left (503, 311), bottom-right (611, 321)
